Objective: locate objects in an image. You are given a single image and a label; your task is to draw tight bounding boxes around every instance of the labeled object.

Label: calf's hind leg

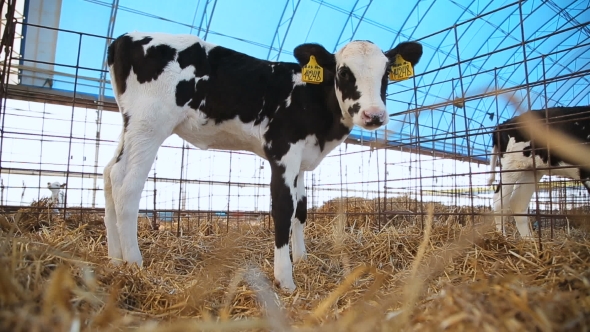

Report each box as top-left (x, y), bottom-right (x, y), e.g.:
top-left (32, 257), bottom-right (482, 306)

top-left (509, 171), bottom-right (536, 239)
top-left (493, 179), bottom-right (514, 236)
top-left (104, 146), bottom-right (123, 263)
top-left (107, 110), bottom-right (174, 266)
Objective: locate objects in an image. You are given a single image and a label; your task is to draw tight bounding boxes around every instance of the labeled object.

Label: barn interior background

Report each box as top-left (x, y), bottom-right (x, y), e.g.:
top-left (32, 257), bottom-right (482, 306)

top-left (0, 0), bottom-right (588, 233)
top-left (1, 1), bottom-right (590, 331)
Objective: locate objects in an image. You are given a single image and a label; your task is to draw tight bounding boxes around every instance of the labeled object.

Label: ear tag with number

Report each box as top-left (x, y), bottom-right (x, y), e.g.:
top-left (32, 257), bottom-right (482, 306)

top-left (389, 54), bottom-right (414, 81)
top-left (301, 55), bottom-right (323, 84)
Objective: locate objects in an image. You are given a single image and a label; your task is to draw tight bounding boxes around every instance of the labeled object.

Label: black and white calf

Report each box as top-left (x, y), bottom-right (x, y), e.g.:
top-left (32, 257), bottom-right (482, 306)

top-left (488, 106), bottom-right (590, 238)
top-left (104, 31), bottom-right (423, 292)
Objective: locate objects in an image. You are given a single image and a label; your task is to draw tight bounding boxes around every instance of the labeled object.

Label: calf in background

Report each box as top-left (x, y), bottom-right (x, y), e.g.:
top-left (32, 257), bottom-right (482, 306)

top-left (487, 106), bottom-right (590, 237)
top-left (47, 181), bottom-right (66, 213)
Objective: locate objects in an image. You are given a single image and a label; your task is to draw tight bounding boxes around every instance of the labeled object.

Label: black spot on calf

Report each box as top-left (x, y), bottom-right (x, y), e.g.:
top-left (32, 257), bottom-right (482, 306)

top-left (188, 79), bottom-right (208, 110)
top-left (116, 113), bottom-right (131, 163)
top-left (122, 113), bottom-right (130, 132)
top-left (177, 42), bottom-right (210, 77)
top-left (522, 145), bottom-right (532, 158)
top-left (270, 163), bottom-right (293, 249)
top-left (108, 35), bottom-right (134, 95)
top-left (176, 77), bottom-right (209, 109)
top-left (336, 65), bottom-right (361, 101)
top-left (134, 43), bottom-right (176, 84)
top-left (380, 73), bottom-right (388, 103)
top-left (581, 169), bottom-right (590, 182)
top-left (175, 79), bottom-right (195, 107)
top-left (348, 103), bottom-right (360, 117)
top-left (295, 196), bottom-right (307, 224)
top-left (107, 35), bottom-right (176, 96)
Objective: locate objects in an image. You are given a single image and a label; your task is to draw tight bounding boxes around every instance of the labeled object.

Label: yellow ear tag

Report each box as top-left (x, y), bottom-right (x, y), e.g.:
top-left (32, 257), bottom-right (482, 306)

top-left (301, 55), bottom-right (323, 84)
top-left (389, 54), bottom-right (414, 81)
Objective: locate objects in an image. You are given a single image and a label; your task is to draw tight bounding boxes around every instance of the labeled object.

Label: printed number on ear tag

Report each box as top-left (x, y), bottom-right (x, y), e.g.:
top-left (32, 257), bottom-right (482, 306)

top-left (302, 55), bottom-right (323, 84)
top-left (389, 54), bottom-right (414, 81)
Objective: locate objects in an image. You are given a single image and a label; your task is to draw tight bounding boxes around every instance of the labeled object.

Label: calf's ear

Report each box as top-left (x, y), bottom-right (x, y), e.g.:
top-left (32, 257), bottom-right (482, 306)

top-left (293, 43), bottom-right (335, 67)
top-left (385, 41), bottom-right (423, 67)
top-left (293, 43), bottom-right (336, 78)
top-left (61, 183), bottom-right (66, 188)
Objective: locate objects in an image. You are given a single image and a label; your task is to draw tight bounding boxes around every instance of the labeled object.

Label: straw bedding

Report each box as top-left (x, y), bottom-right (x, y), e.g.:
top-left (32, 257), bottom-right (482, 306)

top-left (0, 197), bottom-right (588, 332)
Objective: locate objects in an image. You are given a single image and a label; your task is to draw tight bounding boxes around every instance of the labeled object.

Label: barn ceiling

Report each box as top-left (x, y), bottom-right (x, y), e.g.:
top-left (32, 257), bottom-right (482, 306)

top-left (17, 0), bottom-right (590, 162)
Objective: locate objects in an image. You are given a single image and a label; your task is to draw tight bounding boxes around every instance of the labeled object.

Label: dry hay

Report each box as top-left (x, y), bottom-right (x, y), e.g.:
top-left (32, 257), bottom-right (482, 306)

top-left (564, 207), bottom-right (590, 234)
top-left (315, 195), bottom-right (490, 230)
top-left (0, 198), bottom-right (588, 332)
top-left (1, 198), bottom-right (56, 232)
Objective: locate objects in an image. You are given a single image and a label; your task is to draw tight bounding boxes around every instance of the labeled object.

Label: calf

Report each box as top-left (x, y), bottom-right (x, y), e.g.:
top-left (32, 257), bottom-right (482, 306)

top-left (104, 31), bottom-right (423, 292)
top-left (487, 106), bottom-right (590, 238)
top-left (47, 181), bottom-right (66, 209)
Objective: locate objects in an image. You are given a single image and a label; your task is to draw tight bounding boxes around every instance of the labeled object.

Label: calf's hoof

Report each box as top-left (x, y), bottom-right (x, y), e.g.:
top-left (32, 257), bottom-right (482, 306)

top-left (273, 277), bottom-right (296, 294)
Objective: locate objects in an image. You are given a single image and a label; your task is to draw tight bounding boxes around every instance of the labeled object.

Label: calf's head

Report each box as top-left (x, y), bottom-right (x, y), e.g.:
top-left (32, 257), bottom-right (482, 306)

top-left (47, 182), bottom-right (66, 196)
top-left (294, 40), bottom-right (422, 130)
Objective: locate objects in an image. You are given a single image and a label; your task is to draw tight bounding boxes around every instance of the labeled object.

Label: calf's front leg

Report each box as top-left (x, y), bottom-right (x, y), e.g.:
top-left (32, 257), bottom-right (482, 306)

top-left (269, 161), bottom-right (299, 293)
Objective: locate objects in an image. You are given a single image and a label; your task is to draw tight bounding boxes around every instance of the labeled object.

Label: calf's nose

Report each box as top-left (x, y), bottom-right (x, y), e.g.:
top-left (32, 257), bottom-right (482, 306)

top-left (361, 106), bottom-right (387, 126)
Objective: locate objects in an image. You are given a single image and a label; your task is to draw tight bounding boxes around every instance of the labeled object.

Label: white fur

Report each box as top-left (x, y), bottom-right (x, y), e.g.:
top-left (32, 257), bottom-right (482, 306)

top-left (487, 145), bottom-right (498, 186)
top-left (334, 41), bottom-right (389, 128)
top-left (489, 136), bottom-right (586, 238)
top-left (47, 182), bottom-right (65, 209)
top-left (139, 31), bottom-right (218, 54)
top-left (105, 32), bottom-right (394, 293)
top-left (493, 170), bottom-right (536, 238)
top-left (274, 245), bottom-right (295, 292)
top-left (175, 115), bottom-right (269, 158)
top-left (301, 134), bottom-right (346, 171)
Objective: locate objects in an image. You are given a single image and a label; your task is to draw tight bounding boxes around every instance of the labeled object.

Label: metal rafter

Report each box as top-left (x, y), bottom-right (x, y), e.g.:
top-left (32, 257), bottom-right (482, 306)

top-left (310, 0), bottom-right (398, 35)
top-left (266, 0), bottom-right (301, 61)
top-left (332, 0), bottom-right (373, 53)
top-left (189, 0), bottom-right (203, 35)
top-left (546, 0), bottom-right (590, 37)
top-left (438, 0), bottom-right (589, 157)
top-left (463, 0), bottom-right (586, 112)
top-left (387, 0), bottom-right (423, 50)
top-left (197, 0), bottom-right (218, 40)
top-left (385, 0), bottom-right (588, 159)
top-left (84, 0), bottom-right (275, 51)
top-left (452, 0), bottom-right (542, 153)
top-left (389, 0), bottom-right (482, 142)
top-left (464, 1), bottom-right (588, 153)
top-left (394, 1), bottom-right (560, 155)
top-left (383, 0), bottom-right (436, 140)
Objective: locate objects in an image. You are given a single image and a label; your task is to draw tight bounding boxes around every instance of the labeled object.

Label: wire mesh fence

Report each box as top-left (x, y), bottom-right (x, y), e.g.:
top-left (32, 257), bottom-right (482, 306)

top-left (0, 1), bottom-right (588, 240)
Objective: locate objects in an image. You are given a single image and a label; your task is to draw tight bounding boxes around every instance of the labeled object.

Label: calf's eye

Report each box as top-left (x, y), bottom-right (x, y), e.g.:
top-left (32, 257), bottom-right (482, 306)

top-left (339, 69), bottom-right (349, 80)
